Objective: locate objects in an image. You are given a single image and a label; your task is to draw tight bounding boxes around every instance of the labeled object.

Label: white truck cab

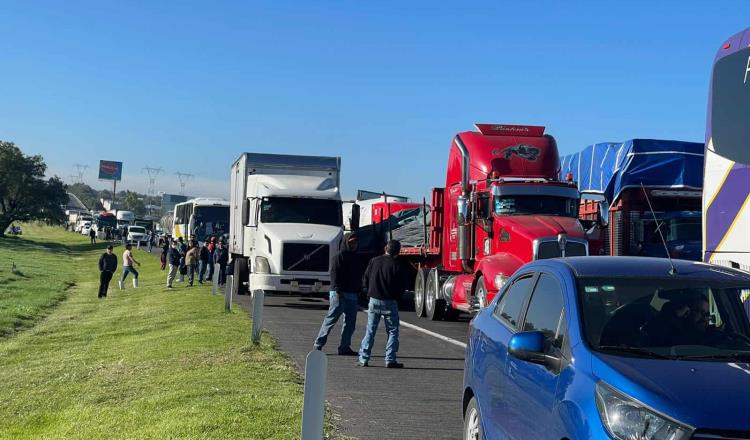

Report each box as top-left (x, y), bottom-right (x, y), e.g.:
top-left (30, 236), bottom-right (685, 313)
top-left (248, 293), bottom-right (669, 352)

top-left (229, 153), bottom-right (343, 295)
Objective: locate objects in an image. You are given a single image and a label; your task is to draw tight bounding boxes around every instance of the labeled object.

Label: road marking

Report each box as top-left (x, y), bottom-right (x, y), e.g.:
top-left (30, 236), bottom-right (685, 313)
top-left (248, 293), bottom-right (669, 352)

top-left (399, 320), bottom-right (467, 349)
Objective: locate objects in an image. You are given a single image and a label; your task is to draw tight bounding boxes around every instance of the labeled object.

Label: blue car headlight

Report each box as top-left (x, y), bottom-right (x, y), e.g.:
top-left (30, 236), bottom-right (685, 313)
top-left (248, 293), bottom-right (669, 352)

top-left (595, 382), bottom-right (692, 440)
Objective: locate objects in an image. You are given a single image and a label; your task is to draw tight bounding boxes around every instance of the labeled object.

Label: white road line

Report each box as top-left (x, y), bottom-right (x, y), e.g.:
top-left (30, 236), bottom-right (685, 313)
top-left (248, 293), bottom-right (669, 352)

top-left (399, 320), bottom-right (467, 349)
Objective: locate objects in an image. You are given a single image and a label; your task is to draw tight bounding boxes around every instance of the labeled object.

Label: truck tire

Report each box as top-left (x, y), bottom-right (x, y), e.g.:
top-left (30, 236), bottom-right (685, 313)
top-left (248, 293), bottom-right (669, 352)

top-left (414, 268), bottom-right (427, 317)
top-left (474, 276), bottom-right (488, 311)
top-left (425, 268), bottom-right (445, 321)
top-left (233, 257), bottom-right (249, 296)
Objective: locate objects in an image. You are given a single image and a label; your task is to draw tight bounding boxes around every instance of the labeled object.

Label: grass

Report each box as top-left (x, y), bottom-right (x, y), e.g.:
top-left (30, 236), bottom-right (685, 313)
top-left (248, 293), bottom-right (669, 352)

top-left (0, 225), bottom-right (306, 439)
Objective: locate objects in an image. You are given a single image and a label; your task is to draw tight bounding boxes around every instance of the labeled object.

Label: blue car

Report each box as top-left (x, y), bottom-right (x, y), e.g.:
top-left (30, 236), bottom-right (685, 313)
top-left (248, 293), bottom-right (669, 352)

top-left (463, 256), bottom-right (750, 439)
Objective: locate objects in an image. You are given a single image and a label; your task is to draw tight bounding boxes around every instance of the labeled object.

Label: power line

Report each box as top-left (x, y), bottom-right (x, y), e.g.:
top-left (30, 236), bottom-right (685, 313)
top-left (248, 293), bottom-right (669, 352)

top-left (175, 172), bottom-right (193, 196)
top-left (73, 164), bottom-right (88, 184)
top-left (142, 167), bottom-right (165, 196)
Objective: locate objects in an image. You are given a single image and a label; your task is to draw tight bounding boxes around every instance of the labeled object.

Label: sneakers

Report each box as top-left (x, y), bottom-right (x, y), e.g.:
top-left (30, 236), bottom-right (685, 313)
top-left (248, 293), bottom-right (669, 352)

top-left (338, 348), bottom-right (358, 356)
top-left (357, 360), bottom-right (369, 367)
top-left (118, 280), bottom-right (124, 290)
top-left (386, 362), bottom-right (404, 369)
top-left (133, 278), bottom-right (139, 288)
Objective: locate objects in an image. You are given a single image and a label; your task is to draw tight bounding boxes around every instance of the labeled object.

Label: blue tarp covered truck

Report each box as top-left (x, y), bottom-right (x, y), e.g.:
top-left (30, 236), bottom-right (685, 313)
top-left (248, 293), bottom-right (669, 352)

top-left (561, 139), bottom-right (704, 260)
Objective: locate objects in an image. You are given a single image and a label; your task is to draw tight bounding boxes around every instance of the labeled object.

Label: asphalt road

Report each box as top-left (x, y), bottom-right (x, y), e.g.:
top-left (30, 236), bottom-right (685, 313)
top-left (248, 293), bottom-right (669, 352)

top-left (145, 245), bottom-right (472, 439)
top-left (233, 291), bottom-right (471, 440)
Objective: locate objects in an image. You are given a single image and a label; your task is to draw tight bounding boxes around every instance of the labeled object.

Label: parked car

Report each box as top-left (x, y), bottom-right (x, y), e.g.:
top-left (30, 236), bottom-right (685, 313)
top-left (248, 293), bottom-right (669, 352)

top-left (126, 226), bottom-right (148, 245)
top-left (80, 222), bottom-right (92, 236)
top-left (463, 256), bottom-right (750, 439)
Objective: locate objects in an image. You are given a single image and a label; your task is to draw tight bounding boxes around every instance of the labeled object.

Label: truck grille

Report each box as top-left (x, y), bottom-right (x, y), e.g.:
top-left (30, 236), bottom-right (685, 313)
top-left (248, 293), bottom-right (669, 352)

top-left (534, 239), bottom-right (588, 260)
top-left (282, 243), bottom-right (330, 272)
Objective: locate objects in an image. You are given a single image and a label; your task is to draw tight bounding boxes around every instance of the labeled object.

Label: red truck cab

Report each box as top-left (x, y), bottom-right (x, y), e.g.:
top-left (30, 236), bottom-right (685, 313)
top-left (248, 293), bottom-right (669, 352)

top-left (404, 124), bottom-right (587, 320)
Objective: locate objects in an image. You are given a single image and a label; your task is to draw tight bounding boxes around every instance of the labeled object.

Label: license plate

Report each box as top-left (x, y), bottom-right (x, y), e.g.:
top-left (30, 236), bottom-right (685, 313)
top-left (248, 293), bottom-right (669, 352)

top-left (298, 285), bottom-right (312, 292)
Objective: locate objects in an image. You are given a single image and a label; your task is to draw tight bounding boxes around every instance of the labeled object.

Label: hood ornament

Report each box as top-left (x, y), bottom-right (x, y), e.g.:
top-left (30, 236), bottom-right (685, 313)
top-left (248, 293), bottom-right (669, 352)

top-left (558, 233), bottom-right (567, 257)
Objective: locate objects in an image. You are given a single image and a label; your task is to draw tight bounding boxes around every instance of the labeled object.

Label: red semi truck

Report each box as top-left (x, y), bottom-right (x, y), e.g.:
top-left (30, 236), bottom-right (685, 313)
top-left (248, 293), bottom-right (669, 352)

top-left (387, 124), bottom-right (588, 320)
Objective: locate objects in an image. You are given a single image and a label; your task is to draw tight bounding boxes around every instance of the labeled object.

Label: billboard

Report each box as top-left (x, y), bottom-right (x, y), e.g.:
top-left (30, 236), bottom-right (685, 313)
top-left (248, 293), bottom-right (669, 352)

top-left (98, 160), bottom-right (123, 181)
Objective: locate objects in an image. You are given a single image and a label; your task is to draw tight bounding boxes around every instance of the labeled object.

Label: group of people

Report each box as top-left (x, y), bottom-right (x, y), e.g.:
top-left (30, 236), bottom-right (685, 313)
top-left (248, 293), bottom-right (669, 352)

top-left (161, 235), bottom-right (229, 289)
top-left (97, 243), bottom-right (141, 298)
top-left (314, 234), bottom-right (408, 369)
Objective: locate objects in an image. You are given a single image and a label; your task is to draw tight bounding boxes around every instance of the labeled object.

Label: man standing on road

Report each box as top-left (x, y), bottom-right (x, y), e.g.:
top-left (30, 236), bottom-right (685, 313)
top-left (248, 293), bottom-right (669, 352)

top-left (313, 233), bottom-right (363, 355)
top-left (166, 240), bottom-right (181, 288)
top-left (98, 245), bottom-right (117, 298)
top-left (118, 243), bottom-right (141, 289)
top-left (358, 240), bottom-right (406, 368)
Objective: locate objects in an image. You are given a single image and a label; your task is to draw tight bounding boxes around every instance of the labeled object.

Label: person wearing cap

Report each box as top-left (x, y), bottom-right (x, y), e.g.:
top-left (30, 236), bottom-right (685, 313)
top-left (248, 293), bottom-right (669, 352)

top-left (314, 233), bottom-right (364, 355)
top-left (98, 245), bottom-right (118, 298)
top-left (358, 239), bottom-right (407, 368)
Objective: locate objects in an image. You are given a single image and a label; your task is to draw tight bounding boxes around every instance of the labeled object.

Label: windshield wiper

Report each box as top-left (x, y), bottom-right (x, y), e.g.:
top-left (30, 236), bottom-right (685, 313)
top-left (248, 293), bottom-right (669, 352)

top-left (597, 345), bottom-right (673, 359)
top-left (674, 352), bottom-right (750, 362)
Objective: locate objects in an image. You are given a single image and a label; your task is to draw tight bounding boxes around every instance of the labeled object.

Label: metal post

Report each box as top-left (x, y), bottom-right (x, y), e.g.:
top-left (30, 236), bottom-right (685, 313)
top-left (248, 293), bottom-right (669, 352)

top-left (224, 275), bottom-right (233, 312)
top-left (212, 263), bottom-right (220, 295)
top-left (301, 350), bottom-right (327, 440)
top-left (251, 289), bottom-right (264, 344)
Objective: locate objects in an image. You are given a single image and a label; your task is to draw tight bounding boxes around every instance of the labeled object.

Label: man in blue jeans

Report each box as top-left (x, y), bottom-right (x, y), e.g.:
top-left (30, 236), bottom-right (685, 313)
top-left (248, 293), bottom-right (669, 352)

top-left (314, 233), bottom-right (363, 355)
top-left (358, 239), bottom-right (406, 368)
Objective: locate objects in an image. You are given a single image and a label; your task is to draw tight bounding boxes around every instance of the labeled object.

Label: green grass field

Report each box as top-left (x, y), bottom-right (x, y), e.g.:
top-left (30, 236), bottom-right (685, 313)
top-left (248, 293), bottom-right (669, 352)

top-left (0, 225), bottom-right (305, 439)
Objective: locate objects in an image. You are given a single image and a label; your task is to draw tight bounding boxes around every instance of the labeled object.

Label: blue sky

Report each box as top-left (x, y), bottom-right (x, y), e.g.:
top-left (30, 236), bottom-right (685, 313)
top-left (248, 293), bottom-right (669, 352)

top-left (1, 1), bottom-right (748, 199)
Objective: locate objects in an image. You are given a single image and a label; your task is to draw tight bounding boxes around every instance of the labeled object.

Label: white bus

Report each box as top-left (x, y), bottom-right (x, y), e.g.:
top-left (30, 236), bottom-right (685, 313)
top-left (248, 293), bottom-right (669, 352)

top-left (172, 198), bottom-right (230, 243)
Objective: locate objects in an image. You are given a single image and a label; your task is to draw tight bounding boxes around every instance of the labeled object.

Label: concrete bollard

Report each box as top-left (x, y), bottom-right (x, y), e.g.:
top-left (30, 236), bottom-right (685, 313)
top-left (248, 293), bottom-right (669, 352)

top-left (211, 263), bottom-right (220, 295)
top-left (251, 289), bottom-right (264, 344)
top-left (224, 274), bottom-right (233, 312)
top-left (301, 350), bottom-right (327, 440)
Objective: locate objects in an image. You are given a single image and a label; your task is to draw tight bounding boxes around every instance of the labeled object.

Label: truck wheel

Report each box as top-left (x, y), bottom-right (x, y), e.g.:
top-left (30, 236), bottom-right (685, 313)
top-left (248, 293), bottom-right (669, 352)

top-left (233, 257), bottom-right (249, 296)
top-left (425, 268), bottom-right (445, 321)
top-left (474, 276), bottom-right (488, 310)
top-left (414, 268), bottom-right (427, 317)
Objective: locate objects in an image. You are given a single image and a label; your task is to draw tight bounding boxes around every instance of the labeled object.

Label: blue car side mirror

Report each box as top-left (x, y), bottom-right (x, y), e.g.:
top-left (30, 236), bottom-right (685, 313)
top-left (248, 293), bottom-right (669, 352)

top-left (508, 331), bottom-right (546, 364)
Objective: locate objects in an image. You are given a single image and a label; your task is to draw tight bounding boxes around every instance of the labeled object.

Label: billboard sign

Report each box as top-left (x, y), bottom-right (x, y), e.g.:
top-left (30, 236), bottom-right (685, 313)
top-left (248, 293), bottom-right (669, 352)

top-left (98, 160), bottom-right (123, 181)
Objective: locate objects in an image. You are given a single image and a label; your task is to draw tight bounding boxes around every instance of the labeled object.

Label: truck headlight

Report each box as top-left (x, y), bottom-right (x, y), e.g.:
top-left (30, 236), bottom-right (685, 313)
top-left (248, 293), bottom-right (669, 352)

top-left (494, 274), bottom-right (508, 290)
top-left (596, 382), bottom-right (691, 440)
top-left (255, 257), bottom-right (270, 274)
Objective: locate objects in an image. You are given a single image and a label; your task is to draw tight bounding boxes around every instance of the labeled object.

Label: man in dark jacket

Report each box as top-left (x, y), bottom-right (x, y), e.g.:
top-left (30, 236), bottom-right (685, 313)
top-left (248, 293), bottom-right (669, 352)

top-left (166, 241), bottom-right (182, 288)
top-left (198, 242), bottom-right (210, 284)
top-left (313, 233), bottom-right (363, 355)
top-left (214, 240), bottom-right (229, 286)
top-left (98, 245), bottom-right (118, 298)
top-left (358, 240), bottom-right (406, 368)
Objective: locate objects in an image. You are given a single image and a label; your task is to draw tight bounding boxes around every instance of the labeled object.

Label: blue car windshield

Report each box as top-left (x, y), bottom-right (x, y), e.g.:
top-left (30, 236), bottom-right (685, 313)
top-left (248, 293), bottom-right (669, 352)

top-left (578, 277), bottom-right (750, 360)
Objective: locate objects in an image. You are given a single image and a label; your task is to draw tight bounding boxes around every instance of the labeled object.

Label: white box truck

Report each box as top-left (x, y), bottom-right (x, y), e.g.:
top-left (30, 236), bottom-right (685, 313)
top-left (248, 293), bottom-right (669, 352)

top-left (229, 153), bottom-right (343, 295)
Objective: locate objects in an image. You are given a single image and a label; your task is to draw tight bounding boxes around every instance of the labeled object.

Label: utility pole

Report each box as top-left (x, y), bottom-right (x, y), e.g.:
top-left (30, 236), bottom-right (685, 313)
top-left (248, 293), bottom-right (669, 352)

top-left (73, 164), bottom-right (88, 184)
top-left (143, 167), bottom-right (165, 217)
top-left (175, 172), bottom-right (193, 196)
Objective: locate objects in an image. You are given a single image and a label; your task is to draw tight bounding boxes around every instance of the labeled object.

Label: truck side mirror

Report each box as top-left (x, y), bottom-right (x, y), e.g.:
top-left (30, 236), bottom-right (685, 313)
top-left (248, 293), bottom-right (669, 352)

top-left (242, 199), bottom-right (250, 226)
top-left (597, 201), bottom-right (609, 227)
top-left (350, 203), bottom-right (361, 231)
top-left (476, 193), bottom-right (491, 219)
top-left (457, 196), bottom-right (469, 225)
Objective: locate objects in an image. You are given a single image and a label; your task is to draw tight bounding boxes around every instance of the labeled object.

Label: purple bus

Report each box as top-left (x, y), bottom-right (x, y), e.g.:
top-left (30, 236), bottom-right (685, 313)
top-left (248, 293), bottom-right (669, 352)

top-left (703, 27), bottom-right (750, 314)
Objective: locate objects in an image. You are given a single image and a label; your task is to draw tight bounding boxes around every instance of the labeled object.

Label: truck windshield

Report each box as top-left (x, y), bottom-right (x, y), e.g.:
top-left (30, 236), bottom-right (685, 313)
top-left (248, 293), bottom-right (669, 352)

top-left (579, 277), bottom-right (750, 360)
top-left (641, 215), bottom-right (701, 244)
top-left (260, 197), bottom-right (342, 226)
top-left (194, 206), bottom-right (230, 239)
top-left (494, 195), bottom-right (578, 217)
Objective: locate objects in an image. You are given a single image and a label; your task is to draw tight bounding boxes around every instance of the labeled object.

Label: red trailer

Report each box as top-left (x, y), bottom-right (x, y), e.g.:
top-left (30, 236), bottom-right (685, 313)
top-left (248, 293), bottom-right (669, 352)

top-left (391, 124), bottom-right (588, 320)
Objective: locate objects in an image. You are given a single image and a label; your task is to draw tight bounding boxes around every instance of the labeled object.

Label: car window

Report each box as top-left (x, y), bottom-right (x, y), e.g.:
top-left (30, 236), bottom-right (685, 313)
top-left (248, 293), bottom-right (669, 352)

top-left (493, 275), bottom-right (534, 329)
top-left (523, 273), bottom-right (566, 353)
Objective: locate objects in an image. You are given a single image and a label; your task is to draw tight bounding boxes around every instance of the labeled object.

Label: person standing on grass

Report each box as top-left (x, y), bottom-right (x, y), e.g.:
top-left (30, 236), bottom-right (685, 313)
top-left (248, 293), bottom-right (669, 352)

top-left (206, 236), bottom-right (216, 282)
top-left (147, 230), bottom-right (154, 253)
top-left (198, 240), bottom-right (210, 283)
top-left (185, 240), bottom-right (199, 287)
top-left (89, 227), bottom-right (96, 244)
top-left (313, 233), bottom-right (363, 355)
top-left (160, 240), bottom-right (169, 270)
top-left (177, 237), bottom-right (187, 283)
top-left (98, 245), bottom-right (118, 298)
top-left (166, 240), bottom-right (181, 288)
top-left (358, 240), bottom-right (406, 369)
top-left (118, 243), bottom-right (141, 289)
top-left (214, 240), bottom-right (229, 286)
